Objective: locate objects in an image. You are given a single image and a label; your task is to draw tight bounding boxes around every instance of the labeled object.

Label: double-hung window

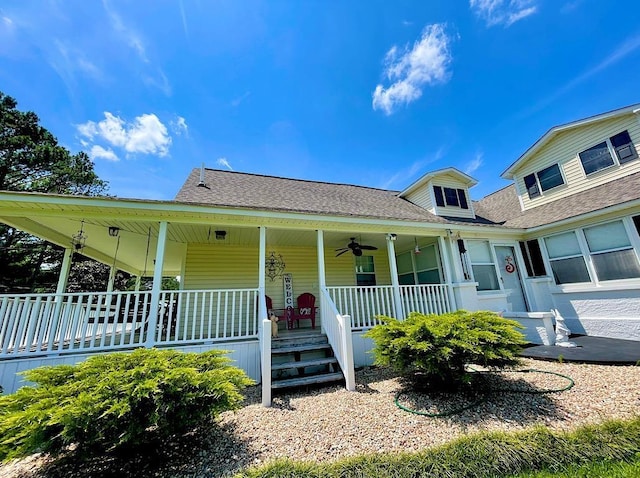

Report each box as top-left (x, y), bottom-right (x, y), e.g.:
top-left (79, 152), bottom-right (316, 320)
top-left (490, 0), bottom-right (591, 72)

top-left (544, 219), bottom-right (640, 285)
top-left (578, 130), bottom-right (638, 175)
top-left (466, 240), bottom-right (499, 291)
top-left (355, 256), bottom-right (376, 286)
top-left (523, 163), bottom-right (565, 199)
top-left (396, 244), bottom-right (442, 285)
top-left (433, 186), bottom-right (469, 209)
top-left (583, 221), bottom-right (640, 281)
top-left (544, 231), bottom-right (591, 284)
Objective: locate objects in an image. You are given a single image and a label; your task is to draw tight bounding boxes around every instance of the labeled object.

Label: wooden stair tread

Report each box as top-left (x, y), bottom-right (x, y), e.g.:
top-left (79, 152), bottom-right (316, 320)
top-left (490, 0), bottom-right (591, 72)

top-left (272, 343), bottom-right (331, 354)
top-left (272, 372), bottom-right (344, 389)
top-left (272, 357), bottom-right (338, 371)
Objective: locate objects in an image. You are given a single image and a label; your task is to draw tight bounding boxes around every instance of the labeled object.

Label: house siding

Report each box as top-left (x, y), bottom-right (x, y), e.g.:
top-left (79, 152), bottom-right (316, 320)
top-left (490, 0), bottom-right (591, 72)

top-left (515, 114), bottom-right (640, 210)
top-left (183, 243), bottom-right (392, 311)
top-left (406, 173), bottom-right (475, 219)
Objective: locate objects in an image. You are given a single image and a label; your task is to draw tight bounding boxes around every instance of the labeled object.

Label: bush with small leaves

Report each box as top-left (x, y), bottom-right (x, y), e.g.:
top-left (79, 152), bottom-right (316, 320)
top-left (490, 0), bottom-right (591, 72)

top-left (364, 310), bottom-right (526, 389)
top-left (0, 348), bottom-right (254, 461)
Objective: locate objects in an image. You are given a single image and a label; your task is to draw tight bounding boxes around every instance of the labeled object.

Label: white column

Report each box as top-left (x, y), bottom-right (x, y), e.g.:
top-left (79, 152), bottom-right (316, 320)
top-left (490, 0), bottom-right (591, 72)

top-left (317, 230), bottom-right (326, 333)
top-left (55, 248), bottom-right (73, 294)
top-left (437, 235), bottom-right (458, 312)
top-left (258, 226), bottom-right (266, 294)
top-left (134, 276), bottom-right (142, 291)
top-left (145, 221), bottom-right (168, 347)
top-left (106, 266), bottom-right (116, 292)
top-left (386, 235), bottom-right (404, 319)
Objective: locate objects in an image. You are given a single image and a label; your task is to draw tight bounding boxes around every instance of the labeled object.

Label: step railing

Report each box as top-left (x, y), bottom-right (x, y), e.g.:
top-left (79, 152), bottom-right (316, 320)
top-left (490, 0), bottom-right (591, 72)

top-left (257, 289), bottom-right (271, 407)
top-left (319, 288), bottom-right (355, 391)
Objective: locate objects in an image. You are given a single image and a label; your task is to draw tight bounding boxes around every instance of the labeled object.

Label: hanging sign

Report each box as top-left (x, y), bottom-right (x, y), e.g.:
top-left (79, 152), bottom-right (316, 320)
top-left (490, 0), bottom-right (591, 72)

top-left (504, 256), bottom-right (516, 274)
top-left (283, 273), bottom-right (294, 308)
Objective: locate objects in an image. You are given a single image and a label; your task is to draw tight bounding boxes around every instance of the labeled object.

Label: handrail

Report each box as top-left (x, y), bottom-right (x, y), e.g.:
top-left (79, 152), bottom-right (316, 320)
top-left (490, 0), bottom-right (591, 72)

top-left (257, 288), bottom-right (272, 407)
top-left (320, 288), bottom-right (355, 391)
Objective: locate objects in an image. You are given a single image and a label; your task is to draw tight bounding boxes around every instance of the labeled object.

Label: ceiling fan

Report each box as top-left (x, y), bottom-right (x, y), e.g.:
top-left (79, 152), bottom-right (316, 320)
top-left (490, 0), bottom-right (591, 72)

top-left (335, 237), bottom-right (378, 257)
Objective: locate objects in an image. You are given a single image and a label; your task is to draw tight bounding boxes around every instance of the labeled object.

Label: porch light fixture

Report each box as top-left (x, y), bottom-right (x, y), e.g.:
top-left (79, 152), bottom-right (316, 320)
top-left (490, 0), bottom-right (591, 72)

top-left (215, 230), bottom-right (227, 240)
top-left (414, 238), bottom-right (421, 255)
top-left (387, 233), bottom-right (397, 241)
top-left (71, 220), bottom-right (87, 252)
top-left (108, 226), bottom-right (120, 237)
top-left (265, 251), bottom-right (286, 281)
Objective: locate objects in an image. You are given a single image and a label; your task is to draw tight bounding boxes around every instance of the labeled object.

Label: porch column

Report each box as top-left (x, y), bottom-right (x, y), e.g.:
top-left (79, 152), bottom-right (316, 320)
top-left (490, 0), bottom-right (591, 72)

top-left (258, 226), bottom-right (266, 293)
top-left (134, 276), bottom-right (142, 291)
top-left (145, 221), bottom-right (168, 347)
top-left (55, 248), bottom-right (73, 294)
top-left (106, 266), bottom-right (116, 293)
top-left (386, 234), bottom-right (404, 320)
top-left (317, 229), bottom-right (326, 333)
top-left (437, 235), bottom-right (458, 311)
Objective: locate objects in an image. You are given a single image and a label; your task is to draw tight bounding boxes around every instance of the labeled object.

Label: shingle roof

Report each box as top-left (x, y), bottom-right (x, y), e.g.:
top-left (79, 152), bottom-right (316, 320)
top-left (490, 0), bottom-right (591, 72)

top-left (174, 168), bottom-right (449, 223)
top-left (475, 171), bottom-right (640, 229)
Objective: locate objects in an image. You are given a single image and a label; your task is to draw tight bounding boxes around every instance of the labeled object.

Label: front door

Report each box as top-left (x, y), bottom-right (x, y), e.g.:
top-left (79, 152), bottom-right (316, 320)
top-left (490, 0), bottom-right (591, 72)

top-left (494, 245), bottom-right (528, 312)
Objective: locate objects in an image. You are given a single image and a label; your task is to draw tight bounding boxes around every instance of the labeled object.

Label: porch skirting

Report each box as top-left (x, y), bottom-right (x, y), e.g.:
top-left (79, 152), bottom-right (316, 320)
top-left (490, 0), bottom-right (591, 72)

top-left (0, 339), bottom-right (260, 395)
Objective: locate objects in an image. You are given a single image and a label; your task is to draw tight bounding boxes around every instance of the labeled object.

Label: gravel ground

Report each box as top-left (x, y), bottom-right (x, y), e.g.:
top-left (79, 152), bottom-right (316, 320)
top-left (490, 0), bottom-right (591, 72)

top-left (2, 358), bottom-right (639, 477)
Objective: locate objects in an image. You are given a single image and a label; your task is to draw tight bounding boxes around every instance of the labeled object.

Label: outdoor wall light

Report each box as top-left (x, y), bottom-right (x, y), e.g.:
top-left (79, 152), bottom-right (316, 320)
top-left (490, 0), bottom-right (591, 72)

top-left (387, 233), bottom-right (397, 241)
top-left (215, 230), bottom-right (227, 240)
top-left (108, 226), bottom-right (120, 237)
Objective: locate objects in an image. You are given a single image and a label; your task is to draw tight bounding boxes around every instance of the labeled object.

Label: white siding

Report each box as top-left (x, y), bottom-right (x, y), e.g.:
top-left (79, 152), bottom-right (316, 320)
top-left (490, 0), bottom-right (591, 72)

top-left (514, 114), bottom-right (640, 210)
top-left (405, 186), bottom-right (434, 212)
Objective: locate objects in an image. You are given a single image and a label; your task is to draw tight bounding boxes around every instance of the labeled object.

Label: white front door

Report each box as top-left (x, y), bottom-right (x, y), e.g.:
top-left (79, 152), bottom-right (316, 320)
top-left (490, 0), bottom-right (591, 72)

top-left (494, 245), bottom-right (528, 312)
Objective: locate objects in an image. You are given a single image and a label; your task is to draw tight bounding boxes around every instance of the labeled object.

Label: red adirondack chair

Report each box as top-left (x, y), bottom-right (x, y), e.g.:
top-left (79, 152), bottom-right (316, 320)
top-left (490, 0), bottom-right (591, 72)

top-left (286, 292), bottom-right (316, 329)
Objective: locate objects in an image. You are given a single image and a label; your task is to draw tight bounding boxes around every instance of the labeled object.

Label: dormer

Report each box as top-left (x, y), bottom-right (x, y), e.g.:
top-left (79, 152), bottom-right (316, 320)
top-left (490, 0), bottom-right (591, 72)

top-left (399, 167), bottom-right (478, 219)
top-left (502, 104), bottom-right (640, 211)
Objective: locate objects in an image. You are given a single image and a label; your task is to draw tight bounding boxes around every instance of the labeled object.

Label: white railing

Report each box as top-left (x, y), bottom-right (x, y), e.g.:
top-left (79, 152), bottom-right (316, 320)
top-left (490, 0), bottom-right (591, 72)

top-left (257, 289), bottom-right (271, 407)
top-left (320, 288), bottom-right (355, 391)
top-left (155, 288), bottom-right (259, 345)
top-left (0, 288), bottom-right (259, 359)
top-left (327, 285), bottom-right (396, 329)
top-left (399, 284), bottom-right (452, 316)
top-left (327, 284), bottom-right (454, 329)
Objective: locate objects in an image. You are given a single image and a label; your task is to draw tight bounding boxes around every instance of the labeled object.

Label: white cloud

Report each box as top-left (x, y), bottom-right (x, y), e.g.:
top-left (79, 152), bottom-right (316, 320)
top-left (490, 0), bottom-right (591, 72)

top-left (90, 145), bottom-right (119, 162)
top-left (464, 153), bottom-right (484, 175)
top-left (469, 0), bottom-right (538, 27)
top-left (171, 116), bottom-right (188, 135)
top-left (217, 157), bottom-right (233, 171)
top-left (372, 24), bottom-right (452, 115)
top-left (78, 112), bottom-right (172, 157)
top-left (103, 1), bottom-right (148, 62)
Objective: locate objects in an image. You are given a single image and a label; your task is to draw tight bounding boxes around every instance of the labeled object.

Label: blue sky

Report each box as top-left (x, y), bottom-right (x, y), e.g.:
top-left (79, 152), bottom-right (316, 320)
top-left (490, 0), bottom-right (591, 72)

top-left (1, 0), bottom-right (639, 200)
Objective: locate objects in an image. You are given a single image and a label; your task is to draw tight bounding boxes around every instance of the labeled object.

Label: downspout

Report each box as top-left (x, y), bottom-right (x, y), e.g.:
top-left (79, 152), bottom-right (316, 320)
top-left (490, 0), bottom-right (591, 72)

top-left (386, 234), bottom-right (404, 320)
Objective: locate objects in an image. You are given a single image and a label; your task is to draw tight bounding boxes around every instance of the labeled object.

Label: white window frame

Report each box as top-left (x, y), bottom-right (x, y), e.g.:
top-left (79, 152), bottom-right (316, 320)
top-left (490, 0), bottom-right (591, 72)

top-left (466, 239), bottom-right (501, 292)
top-left (540, 217), bottom-right (640, 289)
top-left (354, 255), bottom-right (376, 286)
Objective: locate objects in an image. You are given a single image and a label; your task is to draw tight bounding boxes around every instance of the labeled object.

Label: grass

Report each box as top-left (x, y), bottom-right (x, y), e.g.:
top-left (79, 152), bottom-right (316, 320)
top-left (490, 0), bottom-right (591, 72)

top-left (511, 457), bottom-right (640, 477)
top-left (234, 416), bottom-right (640, 478)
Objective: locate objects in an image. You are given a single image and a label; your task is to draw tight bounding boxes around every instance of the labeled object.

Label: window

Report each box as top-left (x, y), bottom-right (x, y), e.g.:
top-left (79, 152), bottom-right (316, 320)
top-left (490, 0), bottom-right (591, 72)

top-left (433, 186), bottom-right (469, 209)
top-left (467, 240), bottom-right (499, 291)
top-left (544, 231), bottom-right (591, 284)
top-left (355, 256), bottom-right (376, 286)
top-left (523, 164), bottom-right (565, 199)
top-left (543, 220), bottom-right (640, 285)
top-left (583, 221), bottom-right (640, 281)
top-left (396, 244), bottom-right (442, 285)
top-left (578, 130), bottom-right (638, 175)
top-left (519, 239), bottom-right (547, 277)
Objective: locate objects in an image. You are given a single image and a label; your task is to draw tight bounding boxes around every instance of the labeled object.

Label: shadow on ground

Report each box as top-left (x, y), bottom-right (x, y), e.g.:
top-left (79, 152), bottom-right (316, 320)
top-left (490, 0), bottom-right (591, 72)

top-left (24, 423), bottom-right (255, 478)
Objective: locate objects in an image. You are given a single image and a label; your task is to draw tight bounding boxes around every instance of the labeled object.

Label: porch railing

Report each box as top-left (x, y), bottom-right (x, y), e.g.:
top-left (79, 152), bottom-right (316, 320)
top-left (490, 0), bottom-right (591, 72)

top-left (0, 288), bottom-right (259, 359)
top-left (327, 284), bottom-right (453, 329)
top-left (319, 288), bottom-right (355, 391)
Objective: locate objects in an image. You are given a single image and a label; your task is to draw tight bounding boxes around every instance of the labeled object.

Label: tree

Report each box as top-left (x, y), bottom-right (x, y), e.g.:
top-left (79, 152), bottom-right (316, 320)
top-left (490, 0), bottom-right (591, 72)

top-left (0, 92), bottom-right (108, 293)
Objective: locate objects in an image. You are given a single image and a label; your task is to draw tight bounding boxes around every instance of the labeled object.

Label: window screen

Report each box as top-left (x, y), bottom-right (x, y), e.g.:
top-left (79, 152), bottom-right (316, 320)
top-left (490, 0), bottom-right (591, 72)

top-left (433, 186), bottom-right (445, 207)
top-left (579, 141), bottom-right (614, 175)
top-left (524, 173), bottom-right (540, 199)
top-left (537, 164), bottom-right (564, 191)
top-left (610, 130), bottom-right (638, 164)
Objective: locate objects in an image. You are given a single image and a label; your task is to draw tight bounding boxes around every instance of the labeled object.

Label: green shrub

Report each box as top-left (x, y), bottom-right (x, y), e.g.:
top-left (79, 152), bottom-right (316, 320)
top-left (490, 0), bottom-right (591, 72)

top-left (0, 348), bottom-right (254, 461)
top-left (364, 310), bottom-right (526, 388)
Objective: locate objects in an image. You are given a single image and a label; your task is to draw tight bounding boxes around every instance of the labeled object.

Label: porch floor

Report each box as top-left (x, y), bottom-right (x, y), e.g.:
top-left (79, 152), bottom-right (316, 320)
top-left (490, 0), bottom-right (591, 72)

top-left (521, 335), bottom-right (640, 365)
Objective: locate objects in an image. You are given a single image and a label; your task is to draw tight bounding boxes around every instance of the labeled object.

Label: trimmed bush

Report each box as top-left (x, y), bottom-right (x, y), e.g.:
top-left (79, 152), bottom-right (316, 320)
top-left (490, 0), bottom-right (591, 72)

top-left (364, 310), bottom-right (526, 388)
top-left (0, 348), bottom-right (254, 461)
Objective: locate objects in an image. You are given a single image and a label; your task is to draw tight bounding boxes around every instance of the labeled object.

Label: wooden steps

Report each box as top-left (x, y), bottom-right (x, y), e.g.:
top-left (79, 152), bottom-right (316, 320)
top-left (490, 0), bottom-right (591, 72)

top-left (271, 331), bottom-right (344, 390)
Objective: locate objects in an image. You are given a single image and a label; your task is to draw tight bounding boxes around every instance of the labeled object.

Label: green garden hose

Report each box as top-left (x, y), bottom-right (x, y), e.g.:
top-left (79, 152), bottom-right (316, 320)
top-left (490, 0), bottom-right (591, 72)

top-left (394, 368), bottom-right (575, 417)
